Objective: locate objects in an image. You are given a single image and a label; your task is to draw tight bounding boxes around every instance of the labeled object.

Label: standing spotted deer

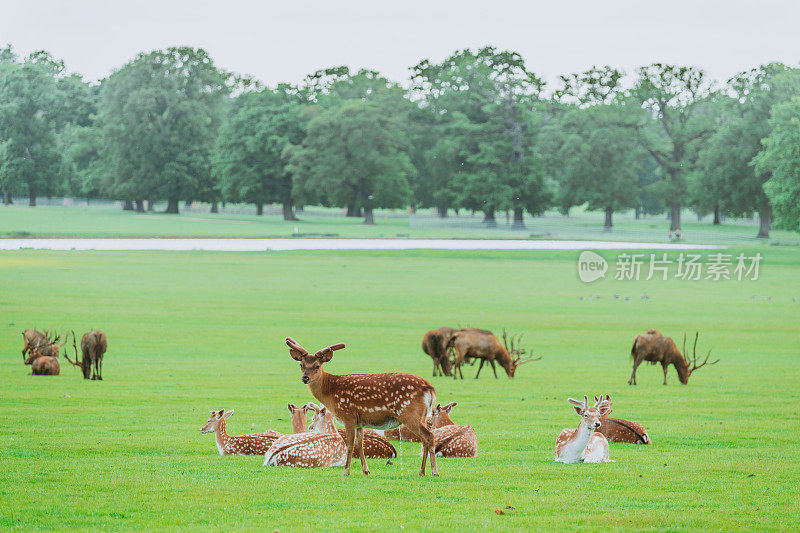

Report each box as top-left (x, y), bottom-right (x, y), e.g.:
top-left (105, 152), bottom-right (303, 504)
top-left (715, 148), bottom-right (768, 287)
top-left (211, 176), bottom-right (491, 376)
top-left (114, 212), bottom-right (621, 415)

top-left (200, 409), bottom-right (282, 455)
top-left (264, 402), bottom-right (348, 468)
top-left (287, 337), bottom-right (439, 476)
top-left (593, 395), bottom-right (650, 445)
top-left (429, 402), bottom-right (477, 457)
top-left (554, 395), bottom-right (613, 463)
top-left (629, 330), bottom-right (719, 385)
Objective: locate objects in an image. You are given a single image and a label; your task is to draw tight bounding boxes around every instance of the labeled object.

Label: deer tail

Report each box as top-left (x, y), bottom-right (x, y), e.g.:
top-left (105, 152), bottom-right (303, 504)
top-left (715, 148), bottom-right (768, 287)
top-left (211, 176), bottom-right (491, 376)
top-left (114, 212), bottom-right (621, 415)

top-left (631, 336), bottom-right (638, 359)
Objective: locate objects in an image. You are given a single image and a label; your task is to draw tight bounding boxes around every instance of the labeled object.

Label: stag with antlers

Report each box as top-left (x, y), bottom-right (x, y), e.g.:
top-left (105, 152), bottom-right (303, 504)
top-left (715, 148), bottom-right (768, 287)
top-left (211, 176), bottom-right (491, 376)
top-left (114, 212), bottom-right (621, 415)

top-left (448, 328), bottom-right (540, 379)
top-left (629, 329), bottom-right (719, 385)
top-left (286, 337), bottom-right (439, 476)
top-left (63, 330), bottom-right (108, 380)
top-left (24, 330), bottom-right (67, 364)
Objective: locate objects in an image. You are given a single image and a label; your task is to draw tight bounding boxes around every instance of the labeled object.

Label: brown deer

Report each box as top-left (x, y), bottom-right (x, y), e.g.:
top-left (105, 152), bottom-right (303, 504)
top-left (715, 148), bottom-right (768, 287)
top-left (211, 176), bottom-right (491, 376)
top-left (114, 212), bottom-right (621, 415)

top-left (449, 328), bottom-right (540, 379)
top-left (429, 402), bottom-right (477, 457)
top-left (554, 395), bottom-right (612, 463)
top-left (286, 337), bottom-right (439, 476)
top-left (593, 395), bottom-right (650, 445)
top-left (264, 403), bottom-right (348, 468)
top-left (287, 403), bottom-right (310, 433)
top-left (21, 329), bottom-right (47, 360)
top-left (24, 331), bottom-right (66, 364)
top-left (384, 399), bottom-right (457, 441)
top-left (303, 402), bottom-right (397, 459)
top-left (31, 355), bottom-right (60, 375)
top-left (64, 330), bottom-right (108, 380)
top-left (629, 330), bottom-right (719, 385)
top-left (422, 327), bottom-right (456, 377)
top-left (200, 409), bottom-right (281, 455)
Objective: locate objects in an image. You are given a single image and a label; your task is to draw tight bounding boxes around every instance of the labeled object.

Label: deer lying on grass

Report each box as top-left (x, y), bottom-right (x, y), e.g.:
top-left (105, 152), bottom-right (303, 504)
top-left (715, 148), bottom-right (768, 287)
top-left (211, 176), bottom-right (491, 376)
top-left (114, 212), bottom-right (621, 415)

top-left (428, 402), bottom-right (477, 457)
top-left (384, 399), bottom-right (457, 441)
top-left (593, 395), bottom-right (650, 445)
top-left (63, 330), bottom-right (108, 380)
top-left (31, 354), bottom-right (60, 375)
top-left (303, 402), bottom-right (397, 459)
top-left (24, 331), bottom-right (66, 364)
top-left (287, 403), bottom-right (310, 433)
top-left (200, 409), bottom-right (281, 455)
top-left (287, 337), bottom-right (438, 476)
top-left (554, 395), bottom-right (613, 463)
top-left (422, 327), bottom-right (456, 377)
top-left (629, 330), bottom-right (719, 385)
top-left (264, 402), bottom-right (347, 468)
top-left (448, 328), bottom-right (540, 379)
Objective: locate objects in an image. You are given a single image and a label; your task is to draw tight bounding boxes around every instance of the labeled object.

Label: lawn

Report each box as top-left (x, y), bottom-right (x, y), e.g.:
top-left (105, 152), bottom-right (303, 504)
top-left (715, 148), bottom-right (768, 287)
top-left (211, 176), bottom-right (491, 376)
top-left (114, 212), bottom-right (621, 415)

top-left (1, 248), bottom-right (799, 531)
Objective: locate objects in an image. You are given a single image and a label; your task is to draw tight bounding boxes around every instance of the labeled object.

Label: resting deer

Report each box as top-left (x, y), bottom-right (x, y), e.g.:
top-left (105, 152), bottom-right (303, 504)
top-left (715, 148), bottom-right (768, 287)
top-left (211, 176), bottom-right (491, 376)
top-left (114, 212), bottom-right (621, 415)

top-left (200, 409), bottom-right (281, 455)
top-left (422, 327), bottom-right (456, 377)
top-left (264, 402), bottom-right (348, 468)
top-left (384, 399), bottom-right (457, 441)
top-left (31, 354), bottom-right (60, 375)
top-left (287, 403), bottom-right (310, 433)
top-left (287, 337), bottom-right (438, 476)
top-left (24, 331), bottom-right (66, 364)
top-left (429, 402), bottom-right (477, 457)
top-left (449, 328), bottom-right (540, 379)
top-left (629, 330), bottom-right (719, 385)
top-left (554, 395), bottom-right (612, 463)
top-left (593, 395), bottom-right (650, 445)
top-left (303, 402), bottom-right (397, 459)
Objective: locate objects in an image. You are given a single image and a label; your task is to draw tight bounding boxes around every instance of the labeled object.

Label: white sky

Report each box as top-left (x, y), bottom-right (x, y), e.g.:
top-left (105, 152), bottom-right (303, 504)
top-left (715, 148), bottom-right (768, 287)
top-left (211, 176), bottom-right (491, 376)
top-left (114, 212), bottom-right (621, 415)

top-left (2, 0), bottom-right (799, 88)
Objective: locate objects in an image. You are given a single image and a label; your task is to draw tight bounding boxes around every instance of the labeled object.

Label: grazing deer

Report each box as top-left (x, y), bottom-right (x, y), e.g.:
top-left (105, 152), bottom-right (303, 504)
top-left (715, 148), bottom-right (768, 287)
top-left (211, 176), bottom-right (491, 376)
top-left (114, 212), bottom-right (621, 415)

top-left (554, 395), bottom-right (613, 463)
top-left (448, 328), bottom-right (540, 379)
top-left (21, 329), bottom-right (46, 361)
top-left (264, 403), bottom-right (348, 468)
top-left (24, 331), bottom-right (66, 364)
top-left (31, 355), bottom-right (60, 375)
top-left (64, 330), bottom-right (108, 380)
top-left (422, 327), bottom-right (456, 377)
top-left (429, 402), bottom-right (477, 457)
top-left (200, 409), bottom-right (281, 455)
top-left (287, 403), bottom-right (310, 433)
top-left (286, 337), bottom-right (438, 476)
top-left (629, 330), bottom-right (719, 385)
top-left (593, 395), bottom-right (650, 445)
top-left (384, 399), bottom-right (457, 441)
top-left (303, 402), bottom-right (397, 459)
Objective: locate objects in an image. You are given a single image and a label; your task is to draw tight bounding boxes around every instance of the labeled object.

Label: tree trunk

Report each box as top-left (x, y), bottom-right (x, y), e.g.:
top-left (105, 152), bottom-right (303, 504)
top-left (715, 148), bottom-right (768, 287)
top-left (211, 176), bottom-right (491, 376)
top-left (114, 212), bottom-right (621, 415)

top-left (603, 207), bottom-right (613, 231)
top-left (123, 200), bottom-right (134, 211)
top-left (135, 199), bottom-right (145, 213)
top-left (757, 202), bottom-right (772, 238)
top-left (713, 204), bottom-right (721, 225)
top-left (483, 210), bottom-right (497, 228)
top-left (256, 202), bottom-right (264, 215)
top-left (210, 200), bottom-right (218, 214)
top-left (282, 200), bottom-right (297, 221)
top-left (346, 204), bottom-right (362, 217)
top-left (437, 205), bottom-right (448, 218)
top-left (28, 191), bottom-right (36, 206)
top-left (363, 206), bottom-right (374, 225)
top-left (165, 198), bottom-right (180, 214)
top-left (3, 191), bottom-right (12, 205)
top-left (147, 199), bottom-right (155, 212)
top-left (635, 206), bottom-right (640, 220)
top-left (512, 207), bottom-right (525, 229)
top-left (669, 203), bottom-right (681, 231)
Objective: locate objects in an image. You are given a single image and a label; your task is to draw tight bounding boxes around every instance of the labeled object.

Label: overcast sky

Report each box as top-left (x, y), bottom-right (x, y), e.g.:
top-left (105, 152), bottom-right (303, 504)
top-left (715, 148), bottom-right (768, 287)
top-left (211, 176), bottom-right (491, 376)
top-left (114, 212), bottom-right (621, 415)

top-left (2, 0), bottom-right (799, 88)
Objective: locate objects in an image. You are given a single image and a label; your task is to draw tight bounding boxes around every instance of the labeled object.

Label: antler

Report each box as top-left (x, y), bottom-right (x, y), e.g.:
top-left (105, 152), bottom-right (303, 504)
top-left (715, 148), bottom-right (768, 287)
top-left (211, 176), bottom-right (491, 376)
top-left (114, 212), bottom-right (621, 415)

top-left (63, 330), bottom-right (82, 368)
top-left (285, 337), bottom-right (309, 355)
top-left (314, 343), bottom-right (345, 358)
top-left (567, 396), bottom-right (588, 410)
top-left (688, 332), bottom-right (720, 371)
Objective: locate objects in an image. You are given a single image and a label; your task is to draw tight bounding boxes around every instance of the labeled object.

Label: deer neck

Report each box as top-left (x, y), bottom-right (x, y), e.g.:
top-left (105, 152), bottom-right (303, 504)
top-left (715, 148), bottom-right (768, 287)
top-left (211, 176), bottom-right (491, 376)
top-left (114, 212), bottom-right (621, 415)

top-left (434, 412), bottom-right (454, 429)
top-left (214, 420), bottom-right (229, 455)
top-left (675, 357), bottom-right (690, 384)
top-left (307, 369), bottom-right (335, 407)
top-left (291, 413), bottom-right (307, 433)
top-left (564, 420), bottom-right (595, 458)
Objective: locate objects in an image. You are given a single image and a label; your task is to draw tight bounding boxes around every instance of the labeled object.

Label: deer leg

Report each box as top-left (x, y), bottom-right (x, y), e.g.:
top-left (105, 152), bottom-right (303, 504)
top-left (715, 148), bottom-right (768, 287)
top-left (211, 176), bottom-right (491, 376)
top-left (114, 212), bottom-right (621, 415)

top-left (662, 363), bottom-right (668, 385)
top-left (356, 427), bottom-right (369, 475)
top-left (98, 357), bottom-right (103, 380)
top-left (490, 360), bottom-right (499, 379)
top-left (343, 423), bottom-right (356, 476)
top-left (629, 357), bottom-right (643, 386)
top-left (474, 359), bottom-right (485, 378)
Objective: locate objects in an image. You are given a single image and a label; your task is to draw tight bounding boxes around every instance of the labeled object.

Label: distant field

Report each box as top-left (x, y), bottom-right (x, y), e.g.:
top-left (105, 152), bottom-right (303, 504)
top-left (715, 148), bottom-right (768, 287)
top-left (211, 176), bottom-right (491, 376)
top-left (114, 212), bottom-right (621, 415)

top-left (3, 203), bottom-right (799, 245)
top-left (1, 248), bottom-right (799, 530)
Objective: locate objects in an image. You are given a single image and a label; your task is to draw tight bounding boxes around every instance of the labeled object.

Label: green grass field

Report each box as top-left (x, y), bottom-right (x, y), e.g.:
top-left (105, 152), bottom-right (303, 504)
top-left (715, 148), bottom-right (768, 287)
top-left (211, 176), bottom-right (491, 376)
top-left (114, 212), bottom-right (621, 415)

top-left (1, 248), bottom-right (799, 531)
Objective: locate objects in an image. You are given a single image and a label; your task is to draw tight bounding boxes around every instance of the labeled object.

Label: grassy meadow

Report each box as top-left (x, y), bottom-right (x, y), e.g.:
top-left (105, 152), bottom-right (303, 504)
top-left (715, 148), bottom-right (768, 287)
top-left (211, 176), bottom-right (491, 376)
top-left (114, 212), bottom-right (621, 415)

top-left (1, 248), bottom-right (799, 530)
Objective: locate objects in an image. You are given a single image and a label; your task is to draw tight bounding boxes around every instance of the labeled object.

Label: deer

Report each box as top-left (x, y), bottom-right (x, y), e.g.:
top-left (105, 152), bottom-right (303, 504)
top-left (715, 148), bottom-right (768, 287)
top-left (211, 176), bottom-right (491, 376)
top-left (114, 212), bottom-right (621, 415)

top-left (428, 402), bottom-right (477, 457)
top-left (287, 403), bottom-right (310, 433)
top-left (304, 402), bottom-right (397, 459)
top-left (422, 327), bottom-right (456, 377)
top-left (629, 330), bottom-right (719, 385)
top-left (384, 398), bottom-right (457, 441)
top-left (63, 330), bottom-right (108, 380)
top-left (30, 354), bottom-right (60, 375)
top-left (200, 409), bottom-right (282, 455)
top-left (448, 328), bottom-right (540, 379)
top-left (24, 331), bottom-right (67, 364)
top-left (21, 329), bottom-right (47, 361)
top-left (264, 402), bottom-right (348, 468)
top-left (554, 395), bottom-right (613, 463)
top-left (286, 337), bottom-right (439, 476)
top-left (593, 395), bottom-right (650, 445)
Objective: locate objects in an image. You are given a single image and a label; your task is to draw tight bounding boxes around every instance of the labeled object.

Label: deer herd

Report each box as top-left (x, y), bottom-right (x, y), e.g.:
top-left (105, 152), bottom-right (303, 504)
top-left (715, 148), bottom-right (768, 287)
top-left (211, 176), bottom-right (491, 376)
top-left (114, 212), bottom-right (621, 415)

top-left (20, 328), bottom-right (108, 379)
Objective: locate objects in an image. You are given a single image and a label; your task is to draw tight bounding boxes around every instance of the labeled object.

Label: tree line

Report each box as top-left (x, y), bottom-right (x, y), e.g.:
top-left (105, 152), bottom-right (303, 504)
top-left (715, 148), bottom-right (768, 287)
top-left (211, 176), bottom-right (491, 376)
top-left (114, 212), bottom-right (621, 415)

top-left (2, 44), bottom-right (800, 235)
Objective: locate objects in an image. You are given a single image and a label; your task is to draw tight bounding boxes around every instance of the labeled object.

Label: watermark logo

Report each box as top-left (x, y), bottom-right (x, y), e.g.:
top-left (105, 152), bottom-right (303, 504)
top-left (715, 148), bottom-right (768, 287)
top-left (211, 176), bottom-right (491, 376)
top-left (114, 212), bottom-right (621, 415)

top-left (578, 251), bottom-right (608, 283)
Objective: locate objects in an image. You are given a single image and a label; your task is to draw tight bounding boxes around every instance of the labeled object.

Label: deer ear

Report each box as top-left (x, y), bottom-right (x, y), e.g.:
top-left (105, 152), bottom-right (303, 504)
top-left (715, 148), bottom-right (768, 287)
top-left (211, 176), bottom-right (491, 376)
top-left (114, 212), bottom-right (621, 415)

top-left (317, 351), bottom-right (333, 363)
top-left (289, 349), bottom-right (304, 361)
top-left (223, 410), bottom-right (234, 419)
top-left (288, 403), bottom-right (296, 413)
top-left (573, 405), bottom-right (584, 415)
top-left (217, 409), bottom-right (225, 418)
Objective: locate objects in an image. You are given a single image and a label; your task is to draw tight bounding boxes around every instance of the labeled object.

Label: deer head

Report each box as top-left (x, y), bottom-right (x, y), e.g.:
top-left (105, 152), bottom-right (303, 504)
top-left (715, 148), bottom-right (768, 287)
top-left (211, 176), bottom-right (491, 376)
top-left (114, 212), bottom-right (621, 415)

top-left (200, 409), bottom-right (233, 434)
top-left (501, 330), bottom-right (541, 377)
top-left (430, 402), bottom-right (457, 429)
top-left (680, 332), bottom-right (719, 384)
top-left (568, 395), bottom-right (611, 430)
top-left (306, 402), bottom-right (336, 433)
top-left (286, 337), bottom-right (346, 384)
top-left (593, 394), bottom-right (613, 417)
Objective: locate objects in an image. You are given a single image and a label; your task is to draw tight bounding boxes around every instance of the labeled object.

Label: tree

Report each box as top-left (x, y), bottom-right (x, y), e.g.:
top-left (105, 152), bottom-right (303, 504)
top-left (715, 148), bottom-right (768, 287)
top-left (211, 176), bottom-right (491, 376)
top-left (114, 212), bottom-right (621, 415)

top-left (213, 86), bottom-right (304, 219)
top-left (630, 64), bottom-right (718, 231)
top-left (289, 100), bottom-right (413, 224)
top-left (96, 47), bottom-right (228, 213)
